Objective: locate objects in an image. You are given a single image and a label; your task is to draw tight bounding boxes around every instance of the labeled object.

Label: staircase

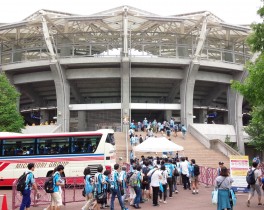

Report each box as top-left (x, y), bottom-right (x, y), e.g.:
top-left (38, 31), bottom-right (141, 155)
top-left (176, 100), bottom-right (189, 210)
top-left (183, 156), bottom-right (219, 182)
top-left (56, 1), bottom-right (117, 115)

top-left (115, 131), bottom-right (230, 168)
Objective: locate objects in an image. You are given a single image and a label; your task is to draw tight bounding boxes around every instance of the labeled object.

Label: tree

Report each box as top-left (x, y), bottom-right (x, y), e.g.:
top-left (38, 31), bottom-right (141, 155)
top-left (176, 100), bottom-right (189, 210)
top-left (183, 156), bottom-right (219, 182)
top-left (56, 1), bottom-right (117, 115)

top-left (232, 1), bottom-right (264, 151)
top-left (0, 73), bottom-right (24, 132)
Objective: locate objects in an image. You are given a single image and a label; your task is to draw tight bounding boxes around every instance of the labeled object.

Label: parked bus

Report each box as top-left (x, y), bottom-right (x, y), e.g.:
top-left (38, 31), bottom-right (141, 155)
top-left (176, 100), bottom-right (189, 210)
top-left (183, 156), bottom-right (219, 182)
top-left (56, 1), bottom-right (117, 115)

top-left (0, 129), bottom-right (116, 186)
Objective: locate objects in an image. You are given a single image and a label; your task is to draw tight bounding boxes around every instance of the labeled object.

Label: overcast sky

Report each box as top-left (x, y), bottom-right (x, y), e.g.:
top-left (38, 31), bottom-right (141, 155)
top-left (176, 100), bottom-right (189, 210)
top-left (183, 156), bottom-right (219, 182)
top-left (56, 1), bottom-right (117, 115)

top-left (0, 0), bottom-right (262, 25)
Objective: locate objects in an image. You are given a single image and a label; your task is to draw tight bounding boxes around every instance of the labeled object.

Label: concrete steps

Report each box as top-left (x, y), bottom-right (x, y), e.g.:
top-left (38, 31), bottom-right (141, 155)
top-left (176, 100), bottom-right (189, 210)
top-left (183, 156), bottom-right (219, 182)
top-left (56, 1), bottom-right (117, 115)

top-left (115, 131), bottom-right (230, 168)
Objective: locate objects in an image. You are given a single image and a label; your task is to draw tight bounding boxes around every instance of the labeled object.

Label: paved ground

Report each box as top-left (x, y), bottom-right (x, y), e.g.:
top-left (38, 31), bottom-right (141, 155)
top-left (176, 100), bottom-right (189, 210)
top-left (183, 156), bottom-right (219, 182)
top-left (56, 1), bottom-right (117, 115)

top-left (1, 184), bottom-right (263, 210)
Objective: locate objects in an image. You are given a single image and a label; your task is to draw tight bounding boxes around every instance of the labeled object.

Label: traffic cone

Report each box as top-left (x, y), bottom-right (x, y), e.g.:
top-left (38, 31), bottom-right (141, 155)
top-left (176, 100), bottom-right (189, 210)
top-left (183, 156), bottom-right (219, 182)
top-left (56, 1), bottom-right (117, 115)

top-left (1, 194), bottom-right (8, 210)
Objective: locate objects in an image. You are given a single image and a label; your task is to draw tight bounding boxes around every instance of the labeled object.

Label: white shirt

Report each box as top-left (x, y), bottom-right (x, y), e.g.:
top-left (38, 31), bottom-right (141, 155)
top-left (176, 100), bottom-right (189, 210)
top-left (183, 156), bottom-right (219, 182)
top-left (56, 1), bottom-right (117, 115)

top-left (180, 161), bottom-right (189, 175)
top-left (160, 170), bottom-right (168, 184)
top-left (148, 169), bottom-right (162, 187)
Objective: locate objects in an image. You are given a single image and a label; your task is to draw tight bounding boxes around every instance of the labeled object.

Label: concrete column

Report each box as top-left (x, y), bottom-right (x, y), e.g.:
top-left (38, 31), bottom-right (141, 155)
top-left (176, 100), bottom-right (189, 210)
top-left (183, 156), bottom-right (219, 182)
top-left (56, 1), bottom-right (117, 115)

top-left (121, 57), bottom-right (130, 131)
top-left (13, 44), bottom-right (22, 62)
top-left (198, 109), bottom-right (207, 123)
top-left (164, 110), bottom-right (172, 121)
top-left (50, 62), bottom-right (70, 132)
top-left (60, 38), bottom-right (71, 57)
top-left (40, 110), bottom-right (49, 124)
top-left (180, 61), bottom-right (200, 128)
top-left (77, 111), bottom-right (87, 131)
top-left (227, 84), bottom-right (244, 154)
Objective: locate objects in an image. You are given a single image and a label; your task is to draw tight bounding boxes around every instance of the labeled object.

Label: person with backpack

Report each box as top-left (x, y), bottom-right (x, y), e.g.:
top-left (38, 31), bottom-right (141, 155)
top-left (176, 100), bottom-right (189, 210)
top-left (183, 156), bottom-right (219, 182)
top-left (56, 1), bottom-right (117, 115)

top-left (214, 167), bottom-right (234, 210)
top-left (119, 166), bottom-right (127, 204)
top-left (47, 165), bottom-right (65, 210)
top-left (141, 161), bottom-right (151, 201)
top-left (94, 165), bottom-right (106, 210)
top-left (130, 165), bottom-right (142, 209)
top-left (147, 165), bottom-right (162, 206)
top-left (247, 162), bottom-right (262, 207)
top-left (127, 165), bottom-right (136, 206)
top-left (81, 167), bottom-right (94, 210)
top-left (19, 163), bottom-right (39, 210)
top-left (190, 159), bottom-right (199, 195)
top-left (110, 163), bottom-right (127, 210)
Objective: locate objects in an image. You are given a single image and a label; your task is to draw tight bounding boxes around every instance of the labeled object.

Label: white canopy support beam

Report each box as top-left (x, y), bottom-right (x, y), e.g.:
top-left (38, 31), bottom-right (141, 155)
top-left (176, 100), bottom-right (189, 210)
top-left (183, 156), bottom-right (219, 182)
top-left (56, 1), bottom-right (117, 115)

top-left (41, 13), bottom-right (56, 61)
top-left (193, 12), bottom-right (210, 61)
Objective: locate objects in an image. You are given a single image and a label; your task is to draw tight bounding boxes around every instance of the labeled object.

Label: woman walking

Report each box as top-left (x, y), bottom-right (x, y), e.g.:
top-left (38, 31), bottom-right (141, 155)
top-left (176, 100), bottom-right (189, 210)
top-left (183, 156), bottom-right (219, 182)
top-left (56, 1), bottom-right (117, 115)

top-left (214, 166), bottom-right (234, 210)
top-left (159, 165), bottom-right (168, 204)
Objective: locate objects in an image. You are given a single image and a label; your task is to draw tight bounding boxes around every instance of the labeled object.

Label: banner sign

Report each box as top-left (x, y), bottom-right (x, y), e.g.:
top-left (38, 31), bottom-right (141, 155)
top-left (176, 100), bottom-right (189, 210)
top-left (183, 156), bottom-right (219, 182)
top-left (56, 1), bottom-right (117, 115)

top-left (229, 155), bottom-right (249, 192)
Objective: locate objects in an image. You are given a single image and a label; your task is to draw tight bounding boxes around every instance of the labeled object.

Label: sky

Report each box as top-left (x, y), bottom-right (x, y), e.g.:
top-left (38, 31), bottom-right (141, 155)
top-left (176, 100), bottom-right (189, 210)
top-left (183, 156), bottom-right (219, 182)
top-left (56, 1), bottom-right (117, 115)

top-left (0, 0), bottom-right (262, 25)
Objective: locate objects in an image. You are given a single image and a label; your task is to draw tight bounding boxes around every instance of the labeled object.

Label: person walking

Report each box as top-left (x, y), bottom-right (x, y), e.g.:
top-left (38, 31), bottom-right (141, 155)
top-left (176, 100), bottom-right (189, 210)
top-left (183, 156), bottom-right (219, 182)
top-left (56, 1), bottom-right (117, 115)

top-left (148, 166), bottom-right (162, 207)
top-left (45, 165), bottom-right (65, 210)
top-left (214, 166), bottom-right (234, 210)
top-left (159, 165), bottom-right (168, 204)
top-left (190, 159), bottom-right (199, 194)
top-left (247, 161), bottom-right (262, 207)
top-left (81, 167), bottom-right (94, 210)
top-left (110, 164), bottom-right (127, 210)
top-left (19, 163), bottom-right (39, 210)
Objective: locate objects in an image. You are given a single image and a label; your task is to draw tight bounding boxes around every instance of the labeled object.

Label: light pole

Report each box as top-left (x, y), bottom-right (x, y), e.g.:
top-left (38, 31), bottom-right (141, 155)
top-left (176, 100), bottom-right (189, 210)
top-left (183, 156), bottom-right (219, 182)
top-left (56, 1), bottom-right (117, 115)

top-left (123, 116), bottom-right (129, 163)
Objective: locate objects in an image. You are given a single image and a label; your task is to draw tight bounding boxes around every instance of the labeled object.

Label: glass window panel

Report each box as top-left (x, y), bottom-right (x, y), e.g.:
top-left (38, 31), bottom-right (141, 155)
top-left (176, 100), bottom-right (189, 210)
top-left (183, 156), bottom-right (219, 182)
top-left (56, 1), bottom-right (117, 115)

top-left (37, 137), bottom-right (69, 155)
top-left (72, 135), bottom-right (102, 154)
top-left (2, 138), bottom-right (35, 156)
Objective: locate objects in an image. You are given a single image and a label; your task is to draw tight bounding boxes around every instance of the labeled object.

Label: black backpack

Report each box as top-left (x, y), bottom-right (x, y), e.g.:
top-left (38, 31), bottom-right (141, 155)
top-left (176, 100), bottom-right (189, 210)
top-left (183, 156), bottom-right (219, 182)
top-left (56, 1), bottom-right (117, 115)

top-left (16, 172), bottom-right (31, 192)
top-left (44, 176), bottom-right (54, 193)
top-left (142, 167), bottom-right (150, 184)
top-left (193, 165), bottom-right (200, 176)
top-left (246, 169), bottom-right (257, 185)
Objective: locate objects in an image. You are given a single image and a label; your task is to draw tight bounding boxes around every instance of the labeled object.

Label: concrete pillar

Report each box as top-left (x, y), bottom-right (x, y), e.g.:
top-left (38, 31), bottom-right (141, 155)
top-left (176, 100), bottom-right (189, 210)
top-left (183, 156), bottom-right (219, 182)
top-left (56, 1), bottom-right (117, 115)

top-left (40, 110), bottom-right (49, 124)
top-left (223, 112), bottom-right (228, 124)
top-left (60, 38), bottom-right (71, 57)
top-left (13, 45), bottom-right (22, 62)
top-left (180, 61), bottom-right (200, 128)
top-left (227, 85), bottom-right (244, 154)
top-left (121, 57), bottom-right (130, 131)
top-left (77, 111), bottom-right (87, 131)
top-left (50, 62), bottom-right (70, 132)
top-left (164, 110), bottom-right (172, 121)
top-left (198, 109), bottom-right (207, 123)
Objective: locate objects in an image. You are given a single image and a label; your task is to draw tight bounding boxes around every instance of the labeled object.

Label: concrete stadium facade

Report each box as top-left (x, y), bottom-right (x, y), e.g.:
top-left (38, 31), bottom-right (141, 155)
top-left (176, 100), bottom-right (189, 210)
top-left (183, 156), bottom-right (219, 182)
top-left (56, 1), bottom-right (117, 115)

top-left (0, 6), bottom-right (255, 153)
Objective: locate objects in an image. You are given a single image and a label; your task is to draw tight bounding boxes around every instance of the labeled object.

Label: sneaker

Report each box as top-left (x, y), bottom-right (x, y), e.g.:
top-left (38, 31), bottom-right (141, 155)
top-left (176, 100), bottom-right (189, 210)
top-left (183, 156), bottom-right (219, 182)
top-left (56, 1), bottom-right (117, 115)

top-left (196, 191), bottom-right (199, 194)
top-left (169, 196), bottom-right (173, 199)
top-left (159, 200), bottom-right (162, 203)
top-left (258, 203), bottom-right (262, 206)
top-left (192, 191), bottom-right (195, 195)
top-left (175, 190), bottom-right (179, 194)
top-left (163, 201), bottom-right (167, 204)
top-left (247, 200), bottom-right (250, 207)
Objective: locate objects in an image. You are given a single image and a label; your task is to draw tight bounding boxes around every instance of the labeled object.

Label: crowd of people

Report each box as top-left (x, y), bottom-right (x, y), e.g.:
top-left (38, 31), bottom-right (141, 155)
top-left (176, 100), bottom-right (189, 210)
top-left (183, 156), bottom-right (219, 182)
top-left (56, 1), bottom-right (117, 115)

top-left (79, 155), bottom-right (200, 210)
top-left (18, 155), bottom-right (264, 210)
top-left (129, 117), bottom-right (187, 139)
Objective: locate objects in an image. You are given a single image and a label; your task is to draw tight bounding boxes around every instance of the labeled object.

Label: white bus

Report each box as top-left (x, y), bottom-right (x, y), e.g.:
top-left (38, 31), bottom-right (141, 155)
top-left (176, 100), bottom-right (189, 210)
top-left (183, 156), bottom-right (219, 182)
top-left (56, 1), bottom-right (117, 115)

top-left (0, 129), bottom-right (116, 186)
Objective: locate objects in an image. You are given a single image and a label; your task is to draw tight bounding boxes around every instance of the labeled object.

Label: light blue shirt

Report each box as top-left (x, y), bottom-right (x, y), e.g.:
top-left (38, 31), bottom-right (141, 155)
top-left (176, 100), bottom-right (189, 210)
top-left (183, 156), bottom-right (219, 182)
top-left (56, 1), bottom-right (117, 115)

top-left (53, 171), bottom-right (61, 192)
top-left (25, 170), bottom-right (35, 190)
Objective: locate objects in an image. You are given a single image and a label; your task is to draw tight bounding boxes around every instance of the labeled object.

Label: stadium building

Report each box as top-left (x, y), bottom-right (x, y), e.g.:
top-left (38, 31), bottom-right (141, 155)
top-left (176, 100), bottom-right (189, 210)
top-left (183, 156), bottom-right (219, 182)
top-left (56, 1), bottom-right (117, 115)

top-left (0, 6), bottom-right (256, 154)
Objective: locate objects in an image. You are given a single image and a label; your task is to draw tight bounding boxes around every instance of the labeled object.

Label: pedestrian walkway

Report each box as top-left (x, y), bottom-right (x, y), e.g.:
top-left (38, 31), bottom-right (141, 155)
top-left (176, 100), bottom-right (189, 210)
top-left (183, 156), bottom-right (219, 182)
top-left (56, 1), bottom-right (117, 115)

top-left (115, 131), bottom-right (230, 168)
top-left (3, 184), bottom-right (261, 210)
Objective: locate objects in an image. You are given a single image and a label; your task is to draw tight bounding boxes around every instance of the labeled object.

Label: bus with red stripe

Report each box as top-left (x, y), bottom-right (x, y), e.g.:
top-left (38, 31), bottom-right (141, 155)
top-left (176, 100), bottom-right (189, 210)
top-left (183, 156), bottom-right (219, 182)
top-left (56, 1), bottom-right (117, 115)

top-left (0, 129), bottom-right (116, 186)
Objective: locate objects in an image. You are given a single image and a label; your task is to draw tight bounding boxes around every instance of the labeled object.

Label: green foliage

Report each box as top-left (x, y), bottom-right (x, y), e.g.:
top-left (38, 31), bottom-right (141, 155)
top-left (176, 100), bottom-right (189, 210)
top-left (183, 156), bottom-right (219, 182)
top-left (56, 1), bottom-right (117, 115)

top-left (232, 54), bottom-right (264, 106)
top-left (232, 2), bottom-right (264, 151)
top-left (0, 73), bottom-right (24, 132)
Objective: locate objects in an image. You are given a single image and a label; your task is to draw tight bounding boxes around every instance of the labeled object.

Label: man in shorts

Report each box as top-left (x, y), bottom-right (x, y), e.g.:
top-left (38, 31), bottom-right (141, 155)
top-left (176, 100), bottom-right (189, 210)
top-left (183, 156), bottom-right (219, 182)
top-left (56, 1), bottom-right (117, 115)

top-left (247, 162), bottom-right (262, 207)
